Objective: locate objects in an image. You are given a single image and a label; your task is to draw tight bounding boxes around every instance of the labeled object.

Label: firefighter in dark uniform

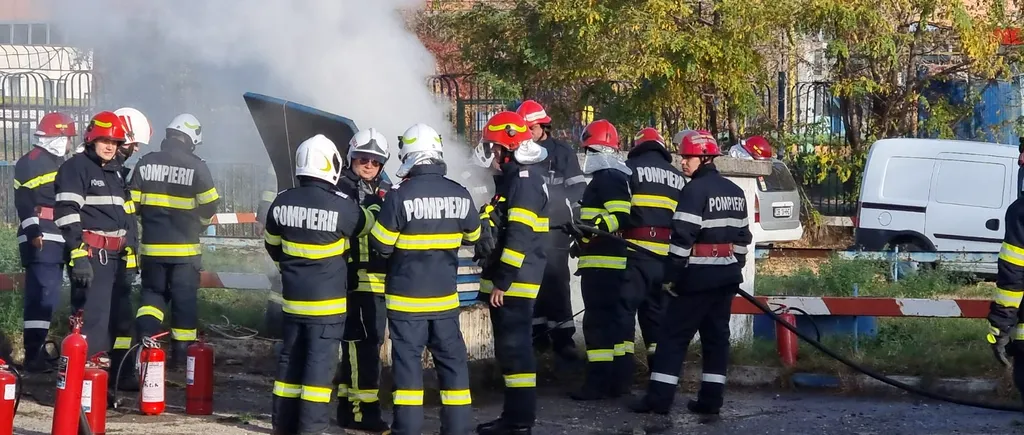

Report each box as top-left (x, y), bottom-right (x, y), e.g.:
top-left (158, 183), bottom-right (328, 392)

top-left (265, 134), bottom-right (373, 435)
top-left (14, 112), bottom-right (76, 372)
top-left (630, 130), bottom-right (753, 415)
top-left (570, 119), bottom-right (633, 400)
top-left (473, 112), bottom-right (551, 435)
top-left (54, 111), bottom-right (134, 355)
top-left (516, 100), bottom-right (586, 359)
top-left (335, 128), bottom-right (392, 433)
top-left (130, 113), bottom-right (222, 368)
top-left (986, 150), bottom-right (1024, 399)
top-left (618, 128), bottom-right (685, 385)
top-left (369, 123), bottom-right (480, 435)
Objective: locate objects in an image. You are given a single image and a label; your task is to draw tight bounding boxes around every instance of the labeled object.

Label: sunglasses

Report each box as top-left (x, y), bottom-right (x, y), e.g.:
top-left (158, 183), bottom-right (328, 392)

top-left (356, 158), bottom-right (382, 167)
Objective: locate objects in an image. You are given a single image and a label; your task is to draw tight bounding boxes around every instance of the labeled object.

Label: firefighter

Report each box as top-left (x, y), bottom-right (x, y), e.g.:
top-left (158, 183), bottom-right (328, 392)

top-left (265, 134), bottom-right (373, 435)
top-left (130, 113), bottom-right (222, 368)
top-left (14, 112), bottom-right (76, 372)
top-left (54, 111), bottom-right (134, 355)
top-left (617, 128), bottom-right (685, 386)
top-left (336, 128), bottom-right (392, 433)
top-left (629, 130), bottom-right (753, 416)
top-left (567, 119), bottom-right (632, 400)
top-left (516, 100), bottom-right (586, 359)
top-left (369, 123), bottom-right (480, 435)
top-left (257, 165), bottom-right (286, 340)
top-left (987, 149), bottom-right (1024, 400)
top-left (473, 111), bottom-right (551, 435)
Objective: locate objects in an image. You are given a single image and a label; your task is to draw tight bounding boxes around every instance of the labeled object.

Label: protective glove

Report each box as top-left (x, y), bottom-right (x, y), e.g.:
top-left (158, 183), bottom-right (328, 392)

top-left (70, 257), bottom-right (94, 288)
top-left (560, 222), bottom-right (586, 241)
top-left (473, 221), bottom-right (497, 268)
top-left (661, 257), bottom-right (688, 297)
top-left (987, 327), bottom-right (1012, 368)
top-left (568, 238), bottom-right (581, 259)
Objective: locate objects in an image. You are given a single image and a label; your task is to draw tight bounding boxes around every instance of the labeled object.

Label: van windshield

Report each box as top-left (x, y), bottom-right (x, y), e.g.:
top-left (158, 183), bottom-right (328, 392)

top-left (758, 161), bottom-right (799, 192)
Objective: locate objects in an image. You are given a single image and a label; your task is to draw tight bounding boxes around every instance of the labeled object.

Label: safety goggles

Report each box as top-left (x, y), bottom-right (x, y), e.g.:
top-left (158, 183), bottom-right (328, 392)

top-left (355, 157), bottom-right (382, 168)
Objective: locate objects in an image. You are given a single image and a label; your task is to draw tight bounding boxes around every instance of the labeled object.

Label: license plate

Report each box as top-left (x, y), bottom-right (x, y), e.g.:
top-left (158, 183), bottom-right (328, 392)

top-left (773, 206), bottom-right (793, 218)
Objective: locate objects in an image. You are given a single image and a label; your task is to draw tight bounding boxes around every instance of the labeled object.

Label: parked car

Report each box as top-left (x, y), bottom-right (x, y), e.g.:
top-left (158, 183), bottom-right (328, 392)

top-left (731, 136), bottom-right (804, 245)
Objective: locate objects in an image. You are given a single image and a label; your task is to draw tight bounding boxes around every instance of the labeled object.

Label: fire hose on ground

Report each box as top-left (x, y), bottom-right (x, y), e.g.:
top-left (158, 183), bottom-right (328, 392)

top-left (561, 222), bottom-right (1024, 413)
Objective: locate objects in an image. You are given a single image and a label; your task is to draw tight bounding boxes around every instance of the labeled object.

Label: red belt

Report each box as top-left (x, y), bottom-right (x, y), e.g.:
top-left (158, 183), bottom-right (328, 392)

top-left (36, 206), bottom-right (54, 220)
top-left (691, 243), bottom-right (733, 258)
top-left (82, 231), bottom-right (125, 251)
top-left (621, 226), bottom-right (671, 242)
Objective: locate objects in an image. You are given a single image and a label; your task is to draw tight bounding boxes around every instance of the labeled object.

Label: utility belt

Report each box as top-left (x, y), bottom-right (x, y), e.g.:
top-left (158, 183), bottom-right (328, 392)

top-left (621, 226), bottom-right (671, 242)
top-left (691, 243), bottom-right (734, 258)
top-left (82, 231), bottom-right (126, 252)
top-left (36, 206), bottom-right (54, 220)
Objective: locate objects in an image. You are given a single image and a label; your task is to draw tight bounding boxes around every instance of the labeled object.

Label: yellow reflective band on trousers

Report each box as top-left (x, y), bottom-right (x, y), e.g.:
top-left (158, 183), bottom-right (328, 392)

top-left (282, 237), bottom-right (348, 260)
top-left (477, 280), bottom-right (540, 299)
top-left (631, 193), bottom-right (677, 211)
top-left (136, 305), bottom-right (164, 322)
top-left (172, 328), bottom-right (197, 341)
top-left (500, 248), bottom-right (525, 268)
top-left (300, 385), bottom-right (333, 403)
top-left (1000, 242), bottom-right (1024, 266)
top-left (282, 297), bottom-right (346, 316)
top-left (385, 293), bottom-right (459, 313)
top-left (578, 255), bottom-right (627, 269)
top-left (503, 373), bottom-right (536, 388)
top-left (993, 287), bottom-right (1024, 309)
top-left (508, 207), bottom-right (550, 232)
top-left (393, 389), bottom-right (424, 406)
top-left (113, 336), bottom-right (132, 350)
top-left (440, 389), bottom-right (472, 406)
top-left (614, 341), bottom-right (635, 356)
top-left (587, 349), bottom-right (615, 362)
top-left (14, 171), bottom-right (56, 190)
top-left (356, 269), bottom-right (385, 293)
top-left (140, 243), bottom-right (202, 257)
top-left (132, 191), bottom-right (198, 210)
top-left (394, 233), bottom-right (465, 250)
top-left (626, 238), bottom-right (669, 256)
top-left (273, 381), bottom-right (301, 398)
top-left (196, 187), bottom-right (220, 205)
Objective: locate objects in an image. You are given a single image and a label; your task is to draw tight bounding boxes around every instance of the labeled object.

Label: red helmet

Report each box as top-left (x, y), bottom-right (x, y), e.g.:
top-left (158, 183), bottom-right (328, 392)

top-left (515, 100), bottom-right (551, 127)
top-left (481, 111), bottom-right (531, 151)
top-left (742, 135), bottom-right (773, 160)
top-left (581, 119), bottom-right (620, 150)
top-left (36, 112), bottom-right (76, 137)
top-left (633, 127), bottom-right (665, 148)
top-left (678, 129), bottom-right (721, 157)
top-left (84, 111), bottom-right (128, 144)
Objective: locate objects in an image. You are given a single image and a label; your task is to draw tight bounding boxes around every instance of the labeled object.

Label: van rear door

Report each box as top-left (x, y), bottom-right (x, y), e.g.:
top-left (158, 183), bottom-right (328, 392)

top-left (924, 153), bottom-right (1010, 253)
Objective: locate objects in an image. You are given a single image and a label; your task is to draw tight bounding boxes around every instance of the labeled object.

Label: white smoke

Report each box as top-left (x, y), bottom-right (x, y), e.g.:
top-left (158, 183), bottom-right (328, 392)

top-left (51, 0), bottom-right (477, 182)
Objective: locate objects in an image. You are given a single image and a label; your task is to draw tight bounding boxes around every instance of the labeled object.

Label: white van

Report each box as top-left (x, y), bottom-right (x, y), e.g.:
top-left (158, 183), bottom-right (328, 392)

top-left (854, 138), bottom-right (1020, 275)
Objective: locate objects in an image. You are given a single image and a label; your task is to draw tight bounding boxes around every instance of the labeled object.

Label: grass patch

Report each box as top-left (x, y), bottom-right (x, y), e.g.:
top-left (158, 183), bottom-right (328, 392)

top-left (201, 246), bottom-right (269, 274)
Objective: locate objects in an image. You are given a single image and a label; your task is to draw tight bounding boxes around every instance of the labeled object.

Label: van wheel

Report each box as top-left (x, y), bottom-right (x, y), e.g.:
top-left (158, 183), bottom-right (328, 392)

top-left (889, 239), bottom-right (934, 281)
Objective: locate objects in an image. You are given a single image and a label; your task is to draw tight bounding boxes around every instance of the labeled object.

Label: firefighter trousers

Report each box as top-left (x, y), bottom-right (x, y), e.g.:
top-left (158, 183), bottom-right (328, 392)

top-left (69, 253), bottom-right (119, 355)
top-left (533, 231), bottom-right (576, 351)
top-left (337, 292), bottom-right (386, 423)
top-left (579, 267), bottom-right (625, 392)
top-left (135, 258), bottom-right (200, 344)
top-left (642, 286), bottom-right (736, 412)
top-left (109, 259), bottom-right (136, 378)
top-left (22, 262), bottom-right (62, 362)
top-left (618, 255), bottom-right (667, 379)
top-left (272, 319), bottom-right (344, 435)
top-left (389, 315), bottom-right (471, 435)
top-left (490, 297), bottom-right (537, 427)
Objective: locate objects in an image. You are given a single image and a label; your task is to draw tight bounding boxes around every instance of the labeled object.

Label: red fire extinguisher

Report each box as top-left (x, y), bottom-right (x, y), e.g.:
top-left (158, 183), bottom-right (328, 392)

top-left (776, 308), bottom-right (799, 368)
top-left (139, 331), bottom-right (170, 416)
top-left (83, 355), bottom-right (108, 434)
top-left (185, 336), bottom-right (215, 415)
top-left (0, 358), bottom-right (20, 435)
top-left (52, 312), bottom-right (88, 435)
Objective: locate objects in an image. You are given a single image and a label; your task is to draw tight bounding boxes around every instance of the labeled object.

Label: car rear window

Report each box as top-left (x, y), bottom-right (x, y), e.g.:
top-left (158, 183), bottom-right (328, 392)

top-left (757, 161), bottom-right (799, 192)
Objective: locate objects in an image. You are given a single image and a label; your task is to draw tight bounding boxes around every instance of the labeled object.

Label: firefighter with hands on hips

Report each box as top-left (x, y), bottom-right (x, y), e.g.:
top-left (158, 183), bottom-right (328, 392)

top-left (629, 130), bottom-right (753, 416)
top-left (618, 128), bottom-right (686, 382)
top-left (986, 149), bottom-right (1024, 400)
top-left (335, 128), bottom-right (393, 433)
top-left (569, 119), bottom-right (633, 401)
top-left (14, 112), bottom-right (76, 373)
top-left (265, 134), bottom-right (374, 435)
top-left (473, 111), bottom-right (551, 435)
top-left (515, 100), bottom-right (586, 361)
top-left (54, 111), bottom-right (134, 356)
top-left (369, 123), bottom-right (480, 435)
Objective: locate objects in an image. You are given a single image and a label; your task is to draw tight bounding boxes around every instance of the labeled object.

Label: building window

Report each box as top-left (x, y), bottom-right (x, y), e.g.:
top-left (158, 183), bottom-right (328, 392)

top-left (0, 25), bottom-right (11, 44)
top-left (30, 24), bottom-right (47, 45)
top-left (12, 24), bottom-right (29, 45)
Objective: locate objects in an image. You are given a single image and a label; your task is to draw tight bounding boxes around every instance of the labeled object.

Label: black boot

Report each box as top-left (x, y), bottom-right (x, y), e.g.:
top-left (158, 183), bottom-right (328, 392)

top-left (627, 395), bottom-right (669, 415)
top-left (477, 418), bottom-right (531, 435)
top-left (169, 341), bottom-right (190, 371)
top-left (22, 353), bottom-right (55, 374)
top-left (344, 402), bottom-right (389, 433)
top-left (109, 348), bottom-right (140, 392)
top-left (687, 399), bottom-right (721, 415)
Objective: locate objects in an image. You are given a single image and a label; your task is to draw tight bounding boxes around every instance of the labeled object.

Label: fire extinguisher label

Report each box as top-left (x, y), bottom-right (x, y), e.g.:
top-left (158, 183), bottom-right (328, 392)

top-left (81, 380), bottom-right (93, 413)
top-left (57, 355), bottom-right (68, 373)
top-left (3, 384), bottom-right (14, 401)
top-left (56, 375), bottom-right (66, 390)
top-left (143, 361), bottom-right (165, 403)
top-left (186, 356), bottom-right (196, 386)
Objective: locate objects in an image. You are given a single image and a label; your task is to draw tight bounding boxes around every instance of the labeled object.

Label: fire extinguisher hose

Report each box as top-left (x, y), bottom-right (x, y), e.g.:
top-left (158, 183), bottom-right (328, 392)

top-left (78, 405), bottom-right (93, 435)
top-left (570, 222), bottom-right (1024, 413)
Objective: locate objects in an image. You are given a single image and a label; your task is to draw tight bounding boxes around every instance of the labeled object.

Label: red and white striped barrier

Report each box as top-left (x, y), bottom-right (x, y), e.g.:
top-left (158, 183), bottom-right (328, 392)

top-left (731, 296), bottom-right (990, 318)
top-left (210, 213), bottom-right (258, 225)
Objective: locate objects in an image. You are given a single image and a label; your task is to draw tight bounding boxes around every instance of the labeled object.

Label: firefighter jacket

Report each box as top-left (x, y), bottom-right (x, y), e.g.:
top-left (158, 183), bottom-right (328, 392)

top-left (479, 161), bottom-right (551, 299)
top-left (119, 163), bottom-right (139, 269)
top-left (263, 178), bottom-right (374, 324)
top-left (989, 197), bottom-right (1024, 336)
top-left (624, 142), bottom-right (686, 258)
top-left (342, 168), bottom-right (392, 294)
top-left (14, 147), bottom-right (65, 265)
top-left (667, 163), bottom-right (753, 292)
top-left (128, 145), bottom-right (222, 263)
top-left (369, 163), bottom-right (481, 319)
top-left (578, 168), bottom-right (632, 270)
top-left (539, 137), bottom-right (586, 226)
top-left (54, 149), bottom-right (133, 265)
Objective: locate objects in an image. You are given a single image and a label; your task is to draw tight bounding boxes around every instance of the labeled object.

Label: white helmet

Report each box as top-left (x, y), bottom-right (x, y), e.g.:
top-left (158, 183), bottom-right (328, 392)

top-left (396, 123), bottom-right (444, 178)
top-left (295, 134), bottom-right (343, 185)
top-left (167, 113), bottom-right (202, 146)
top-left (114, 107), bottom-right (153, 145)
top-left (348, 127), bottom-right (390, 165)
